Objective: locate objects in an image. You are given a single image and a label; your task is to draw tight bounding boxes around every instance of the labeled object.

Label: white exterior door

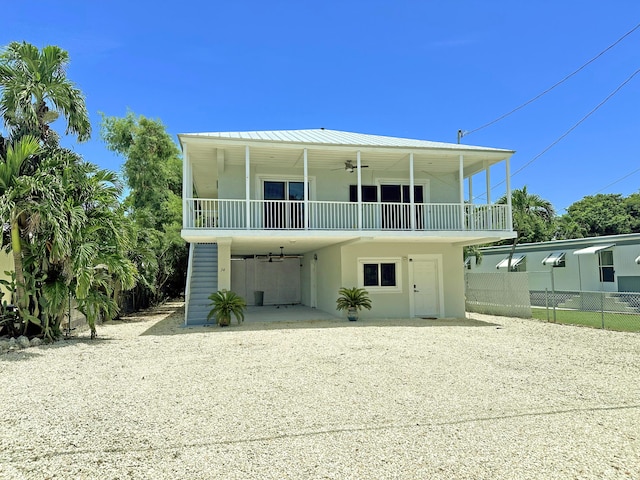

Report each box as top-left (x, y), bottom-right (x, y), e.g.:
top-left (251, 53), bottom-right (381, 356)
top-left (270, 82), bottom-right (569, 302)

top-left (410, 257), bottom-right (442, 317)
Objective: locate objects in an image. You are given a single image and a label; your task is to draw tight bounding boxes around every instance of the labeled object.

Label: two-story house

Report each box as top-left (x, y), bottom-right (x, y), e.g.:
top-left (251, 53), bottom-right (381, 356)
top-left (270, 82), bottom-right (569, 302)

top-left (180, 129), bottom-right (515, 324)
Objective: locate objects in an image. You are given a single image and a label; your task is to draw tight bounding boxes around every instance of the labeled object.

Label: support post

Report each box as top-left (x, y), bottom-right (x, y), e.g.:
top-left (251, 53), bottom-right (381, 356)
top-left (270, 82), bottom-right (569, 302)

top-left (245, 146), bottom-right (251, 229)
top-left (182, 143), bottom-right (189, 228)
top-left (409, 153), bottom-right (415, 230)
top-left (506, 157), bottom-right (512, 231)
top-left (217, 239), bottom-right (232, 291)
top-left (303, 148), bottom-right (309, 230)
top-left (357, 151), bottom-right (362, 230)
top-left (459, 155), bottom-right (465, 229)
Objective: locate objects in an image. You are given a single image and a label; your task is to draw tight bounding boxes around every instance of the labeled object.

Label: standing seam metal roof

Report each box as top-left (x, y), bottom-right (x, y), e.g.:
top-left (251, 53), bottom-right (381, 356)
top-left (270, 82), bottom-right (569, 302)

top-left (179, 129), bottom-right (512, 153)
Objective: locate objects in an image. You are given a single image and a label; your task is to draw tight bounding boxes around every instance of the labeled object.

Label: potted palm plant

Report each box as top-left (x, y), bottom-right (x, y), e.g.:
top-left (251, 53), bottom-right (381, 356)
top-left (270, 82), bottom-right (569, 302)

top-left (336, 287), bottom-right (372, 321)
top-left (207, 290), bottom-right (247, 327)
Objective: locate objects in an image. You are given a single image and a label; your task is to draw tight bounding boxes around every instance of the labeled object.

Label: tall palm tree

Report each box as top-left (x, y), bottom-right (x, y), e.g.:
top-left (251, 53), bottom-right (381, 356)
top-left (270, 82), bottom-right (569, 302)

top-left (30, 152), bottom-right (138, 339)
top-left (0, 42), bottom-right (90, 142)
top-left (0, 135), bottom-right (41, 316)
top-left (497, 186), bottom-right (555, 270)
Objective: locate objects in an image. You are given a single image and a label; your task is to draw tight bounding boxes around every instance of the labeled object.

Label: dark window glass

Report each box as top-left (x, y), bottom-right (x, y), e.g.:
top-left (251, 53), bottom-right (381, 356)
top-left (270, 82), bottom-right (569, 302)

top-left (381, 184), bottom-right (402, 203)
top-left (380, 263), bottom-right (396, 286)
top-left (264, 181), bottom-right (285, 200)
top-left (349, 185), bottom-right (378, 202)
top-left (289, 182), bottom-right (304, 200)
top-left (600, 266), bottom-right (615, 282)
top-left (363, 264), bottom-right (379, 286)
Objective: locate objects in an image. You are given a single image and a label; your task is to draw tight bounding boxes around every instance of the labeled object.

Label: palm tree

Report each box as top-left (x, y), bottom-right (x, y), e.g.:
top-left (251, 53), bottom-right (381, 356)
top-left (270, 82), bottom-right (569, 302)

top-left (0, 42), bottom-right (90, 142)
top-left (497, 186), bottom-right (555, 270)
top-left (0, 135), bottom-right (42, 317)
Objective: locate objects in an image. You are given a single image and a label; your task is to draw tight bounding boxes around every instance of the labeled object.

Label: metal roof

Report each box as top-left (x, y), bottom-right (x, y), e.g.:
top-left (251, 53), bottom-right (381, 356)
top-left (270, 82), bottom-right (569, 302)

top-left (179, 129), bottom-right (513, 153)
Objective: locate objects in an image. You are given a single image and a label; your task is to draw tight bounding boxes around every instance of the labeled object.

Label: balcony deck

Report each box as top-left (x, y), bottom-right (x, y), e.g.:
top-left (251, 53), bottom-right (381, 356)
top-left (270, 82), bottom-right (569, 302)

top-left (184, 199), bottom-right (511, 232)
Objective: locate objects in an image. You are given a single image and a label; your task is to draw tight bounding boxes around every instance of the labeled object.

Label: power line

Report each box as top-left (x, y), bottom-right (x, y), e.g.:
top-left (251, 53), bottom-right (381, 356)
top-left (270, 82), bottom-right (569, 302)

top-left (510, 68), bottom-right (640, 179)
top-left (473, 67), bottom-right (640, 200)
top-left (462, 22), bottom-right (640, 138)
top-left (591, 166), bottom-right (640, 196)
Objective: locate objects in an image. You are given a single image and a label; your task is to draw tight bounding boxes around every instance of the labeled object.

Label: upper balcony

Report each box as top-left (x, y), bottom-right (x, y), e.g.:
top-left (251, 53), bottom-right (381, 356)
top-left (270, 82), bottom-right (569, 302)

top-left (185, 198), bottom-right (510, 232)
top-left (179, 129), bottom-right (516, 250)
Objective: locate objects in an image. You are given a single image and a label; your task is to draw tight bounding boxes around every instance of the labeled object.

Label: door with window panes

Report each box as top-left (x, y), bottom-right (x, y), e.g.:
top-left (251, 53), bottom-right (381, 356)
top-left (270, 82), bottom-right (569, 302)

top-left (350, 184), bottom-right (424, 230)
top-left (263, 181), bottom-right (304, 229)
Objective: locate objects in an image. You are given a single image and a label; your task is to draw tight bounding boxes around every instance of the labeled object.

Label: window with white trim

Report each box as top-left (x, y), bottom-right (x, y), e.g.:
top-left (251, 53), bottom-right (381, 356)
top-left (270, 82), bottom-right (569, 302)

top-left (358, 258), bottom-right (402, 292)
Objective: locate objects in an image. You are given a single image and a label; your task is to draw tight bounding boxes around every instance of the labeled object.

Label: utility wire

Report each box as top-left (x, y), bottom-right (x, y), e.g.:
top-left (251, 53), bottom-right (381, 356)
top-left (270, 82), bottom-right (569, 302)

top-left (473, 67), bottom-right (640, 200)
top-left (591, 166), bottom-right (640, 196)
top-left (463, 22), bottom-right (640, 137)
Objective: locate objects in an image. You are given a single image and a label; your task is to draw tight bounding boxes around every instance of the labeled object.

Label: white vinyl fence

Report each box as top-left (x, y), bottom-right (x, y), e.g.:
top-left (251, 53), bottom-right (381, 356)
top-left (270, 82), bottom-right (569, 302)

top-left (465, 272), bottom-right (531, 318)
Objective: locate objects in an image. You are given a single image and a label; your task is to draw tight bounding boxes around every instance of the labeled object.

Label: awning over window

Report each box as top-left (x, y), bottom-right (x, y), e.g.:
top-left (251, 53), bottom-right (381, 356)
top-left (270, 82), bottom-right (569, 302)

top-left (573, 244), bottom-right (615, 255)
top-left (542, 252), bottom-right (566, 266)
top-left (496, 254), bottom-right (525, 269)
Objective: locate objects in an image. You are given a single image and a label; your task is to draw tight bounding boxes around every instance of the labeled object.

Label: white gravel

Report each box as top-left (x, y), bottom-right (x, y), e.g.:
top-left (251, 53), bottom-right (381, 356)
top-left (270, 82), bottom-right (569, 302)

top-left (1, 302), bottom-right (639, 479)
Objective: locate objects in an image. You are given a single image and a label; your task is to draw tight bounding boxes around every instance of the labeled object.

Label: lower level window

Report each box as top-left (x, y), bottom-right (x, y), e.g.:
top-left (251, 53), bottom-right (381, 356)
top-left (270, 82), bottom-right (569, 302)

top-left (359, 258), bottom-right (402, 292)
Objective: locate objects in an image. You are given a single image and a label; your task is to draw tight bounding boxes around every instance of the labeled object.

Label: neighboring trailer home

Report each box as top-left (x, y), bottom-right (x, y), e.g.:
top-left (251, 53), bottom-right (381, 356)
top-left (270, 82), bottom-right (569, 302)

top-left (179, 129), bottom-right (516, 324)
top-left (470, 233), bottom-right (640, 293)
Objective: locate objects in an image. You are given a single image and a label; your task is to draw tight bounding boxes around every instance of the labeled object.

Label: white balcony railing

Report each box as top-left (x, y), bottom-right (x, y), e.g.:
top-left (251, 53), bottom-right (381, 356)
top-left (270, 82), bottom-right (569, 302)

top-left (185, 198), bottom-right (510, 232)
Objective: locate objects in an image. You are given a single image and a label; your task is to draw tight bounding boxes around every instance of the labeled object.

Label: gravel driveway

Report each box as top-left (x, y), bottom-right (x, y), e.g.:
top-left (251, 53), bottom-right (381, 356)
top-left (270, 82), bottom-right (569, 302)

top-left (1, 302), bottom-right (639, 479)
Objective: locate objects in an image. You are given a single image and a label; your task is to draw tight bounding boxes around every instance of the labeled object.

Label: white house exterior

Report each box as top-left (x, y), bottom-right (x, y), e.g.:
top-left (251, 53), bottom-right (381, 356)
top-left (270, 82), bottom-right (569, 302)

top-left (179, 129), bottom-right (516, 324)
top-left (470, 233), bottom-right (640, 293)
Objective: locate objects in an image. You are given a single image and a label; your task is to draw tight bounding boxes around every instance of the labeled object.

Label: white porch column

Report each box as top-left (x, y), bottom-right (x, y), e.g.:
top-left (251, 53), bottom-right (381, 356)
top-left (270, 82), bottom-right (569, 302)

top-left (182, 143), bottom-right (189, 228)
top-left (357, 150), bottom-right (362, 230)
top-left (468, 176), bottom-right (473, 204)
top-left (506, 157), bottom-right (513, 231)
top-left (217, 238), bottom-right (232, 291)
top-left (409, 153), bottom-right (415, 230)
top-left (245, 146), bottom-right (251, 229)
top-left (459, 155), bottom-right (465, 230)
top-left (303, 148), bottom-right (309, 230)
top-left (485, 161), bottom-right (491, 204)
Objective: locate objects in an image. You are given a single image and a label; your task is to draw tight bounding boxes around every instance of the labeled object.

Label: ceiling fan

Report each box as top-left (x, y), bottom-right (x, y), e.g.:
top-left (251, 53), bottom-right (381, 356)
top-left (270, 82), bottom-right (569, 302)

top-left (332, 160), bottom-right (370, 173)
top-left (263, 246), bottom-right (298, 263)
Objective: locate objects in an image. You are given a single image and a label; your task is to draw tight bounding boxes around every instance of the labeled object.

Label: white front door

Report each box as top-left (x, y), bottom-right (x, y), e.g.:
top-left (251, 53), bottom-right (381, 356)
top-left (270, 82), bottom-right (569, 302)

top-left (411, 259), bottom-right (440, 317)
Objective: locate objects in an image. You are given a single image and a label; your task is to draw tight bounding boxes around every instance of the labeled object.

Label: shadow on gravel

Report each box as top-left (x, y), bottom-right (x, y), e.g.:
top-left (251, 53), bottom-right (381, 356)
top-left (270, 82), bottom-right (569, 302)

top-left (141, 306), bottom-right (499, 336)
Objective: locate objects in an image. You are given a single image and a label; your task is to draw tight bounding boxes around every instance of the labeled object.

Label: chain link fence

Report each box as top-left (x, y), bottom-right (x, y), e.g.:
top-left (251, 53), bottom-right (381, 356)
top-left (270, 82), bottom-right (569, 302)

top-left (466, 271), bottom-right (640, 332)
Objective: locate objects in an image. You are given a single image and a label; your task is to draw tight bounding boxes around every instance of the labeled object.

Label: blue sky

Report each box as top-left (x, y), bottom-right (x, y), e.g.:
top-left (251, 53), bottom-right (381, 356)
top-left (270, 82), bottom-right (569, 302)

top-left (3, 1), bottom-right (640, 213)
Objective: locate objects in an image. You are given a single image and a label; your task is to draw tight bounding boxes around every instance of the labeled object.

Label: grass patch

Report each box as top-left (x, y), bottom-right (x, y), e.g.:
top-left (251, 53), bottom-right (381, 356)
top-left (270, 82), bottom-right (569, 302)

top-left (531, 307), bottom-right (640, 332)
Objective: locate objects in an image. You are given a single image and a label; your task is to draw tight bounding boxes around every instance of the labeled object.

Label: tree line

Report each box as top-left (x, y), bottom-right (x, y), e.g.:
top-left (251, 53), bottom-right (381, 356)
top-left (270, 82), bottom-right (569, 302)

top-left (498, 187), bottom-right (640, 246)
top-left (0, 41), bottom-right (186, 340)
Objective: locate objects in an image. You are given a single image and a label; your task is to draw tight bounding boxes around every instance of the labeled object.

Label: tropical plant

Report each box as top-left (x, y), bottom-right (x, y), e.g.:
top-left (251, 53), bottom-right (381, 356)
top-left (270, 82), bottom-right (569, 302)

top-left (0, 41), bottom-right (90, 142)
top-left (336, 287), bottom-right (372, 321)
top-left (0, 42), bottom-right (140, 341)
top-left (0, 135), bottom-right (43, 320)
top-left (497, 186), bottom-right (555, 270)
top-left (100, 112), bottom-right (187, 305)
top-left (207, 290), bottom-right (246, 327)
